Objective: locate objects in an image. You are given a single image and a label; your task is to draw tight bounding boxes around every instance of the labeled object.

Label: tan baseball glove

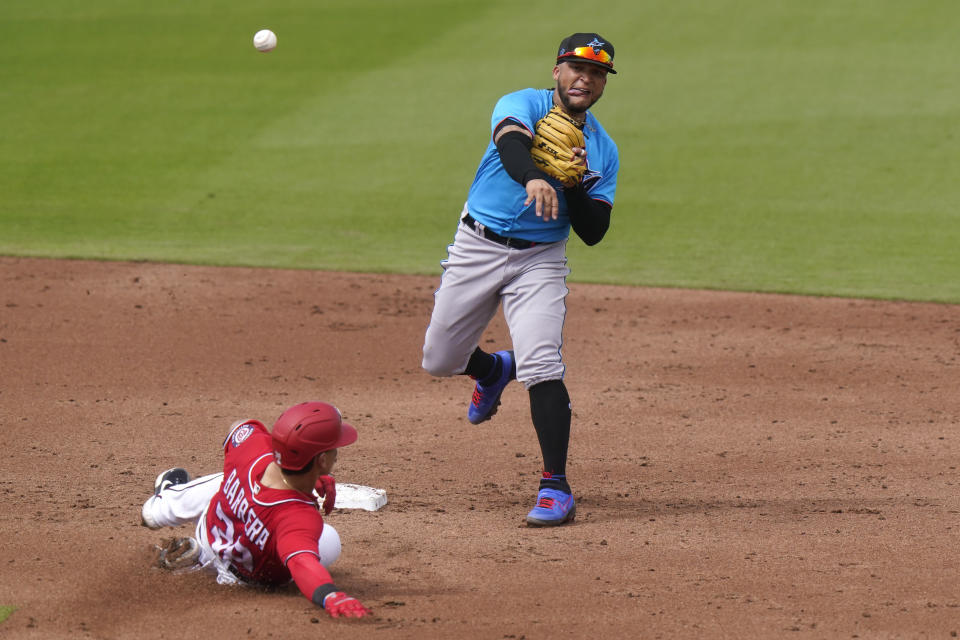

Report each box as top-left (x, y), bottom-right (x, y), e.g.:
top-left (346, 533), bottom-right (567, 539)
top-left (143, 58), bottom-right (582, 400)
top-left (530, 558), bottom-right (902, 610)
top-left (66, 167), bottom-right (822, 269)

top-left (156, 536), bottom-right (200, 571)
top-left (530, 106), bottom-right (586, 187)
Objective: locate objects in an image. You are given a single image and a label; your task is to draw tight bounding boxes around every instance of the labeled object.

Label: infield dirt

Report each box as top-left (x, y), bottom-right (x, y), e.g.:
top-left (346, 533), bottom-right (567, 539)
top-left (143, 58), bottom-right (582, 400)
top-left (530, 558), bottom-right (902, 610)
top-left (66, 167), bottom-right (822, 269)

top-left (1, 257), bottom-right (958, 639)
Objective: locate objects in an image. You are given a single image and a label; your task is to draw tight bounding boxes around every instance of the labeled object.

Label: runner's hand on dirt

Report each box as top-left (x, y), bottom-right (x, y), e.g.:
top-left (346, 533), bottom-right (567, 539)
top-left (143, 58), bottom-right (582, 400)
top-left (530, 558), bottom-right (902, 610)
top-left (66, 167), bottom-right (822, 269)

top-left (323, 592), bottom-right (371, 618)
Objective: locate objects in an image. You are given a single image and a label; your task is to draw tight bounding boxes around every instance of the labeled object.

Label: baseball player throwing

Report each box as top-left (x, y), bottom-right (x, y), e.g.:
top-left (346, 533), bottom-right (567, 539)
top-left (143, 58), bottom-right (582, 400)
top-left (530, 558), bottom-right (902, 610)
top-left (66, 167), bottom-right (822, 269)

top-left (422, 33), bottom-right (619, 526)
top-left (140, 402), bottom-right (371, 618)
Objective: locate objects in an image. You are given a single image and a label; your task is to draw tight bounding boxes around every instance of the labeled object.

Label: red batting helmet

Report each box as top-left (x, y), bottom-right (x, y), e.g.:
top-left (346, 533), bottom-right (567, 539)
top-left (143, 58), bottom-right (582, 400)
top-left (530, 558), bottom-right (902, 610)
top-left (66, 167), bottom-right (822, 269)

top-left (271, 402), bottom-right (358, 470)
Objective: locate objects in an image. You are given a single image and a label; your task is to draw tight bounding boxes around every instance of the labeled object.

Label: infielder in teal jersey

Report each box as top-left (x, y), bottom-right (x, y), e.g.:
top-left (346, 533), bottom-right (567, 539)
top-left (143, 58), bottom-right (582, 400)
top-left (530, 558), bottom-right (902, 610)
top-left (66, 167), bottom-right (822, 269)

top-left (422, 33), bottom-right (619, 526)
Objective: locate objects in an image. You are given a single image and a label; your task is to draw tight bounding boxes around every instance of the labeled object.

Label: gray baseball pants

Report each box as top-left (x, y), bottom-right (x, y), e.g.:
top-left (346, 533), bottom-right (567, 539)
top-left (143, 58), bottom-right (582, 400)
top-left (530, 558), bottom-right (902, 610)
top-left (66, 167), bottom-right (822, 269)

top-left (422, 209), bottom-right (570, 388)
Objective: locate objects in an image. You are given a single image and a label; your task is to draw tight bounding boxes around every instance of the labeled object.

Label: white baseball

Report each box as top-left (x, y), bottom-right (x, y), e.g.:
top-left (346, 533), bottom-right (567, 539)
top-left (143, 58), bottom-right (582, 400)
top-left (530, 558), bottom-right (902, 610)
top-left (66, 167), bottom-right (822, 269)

top-left (253, 29), bottom-right (277, 52)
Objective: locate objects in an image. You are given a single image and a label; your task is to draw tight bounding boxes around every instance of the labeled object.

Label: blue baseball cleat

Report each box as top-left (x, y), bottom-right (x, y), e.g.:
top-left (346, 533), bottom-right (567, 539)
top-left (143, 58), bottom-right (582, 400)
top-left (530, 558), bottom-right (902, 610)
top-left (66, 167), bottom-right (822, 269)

top-left (467, 350), bottom-right (514, 424)
top-left (525, 488), bottom-right (576, 527)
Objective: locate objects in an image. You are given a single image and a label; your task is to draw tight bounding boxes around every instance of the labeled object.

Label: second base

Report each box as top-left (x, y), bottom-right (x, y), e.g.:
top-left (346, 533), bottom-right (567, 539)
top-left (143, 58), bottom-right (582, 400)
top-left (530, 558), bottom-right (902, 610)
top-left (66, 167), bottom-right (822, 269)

top-left (333, 483), bottom-right (388, 511)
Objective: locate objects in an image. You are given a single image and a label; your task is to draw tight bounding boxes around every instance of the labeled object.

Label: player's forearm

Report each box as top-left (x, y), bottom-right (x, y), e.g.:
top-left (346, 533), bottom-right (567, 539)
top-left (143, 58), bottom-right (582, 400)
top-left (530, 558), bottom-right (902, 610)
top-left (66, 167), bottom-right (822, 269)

top-left (288, 554), bottom-right (370, 617)
top-left (496, 130), bottom-right (551, 186)
top-left (287, 553), bottom-right (336, 604)
top-left (565, 185), bottom-right (611, 246)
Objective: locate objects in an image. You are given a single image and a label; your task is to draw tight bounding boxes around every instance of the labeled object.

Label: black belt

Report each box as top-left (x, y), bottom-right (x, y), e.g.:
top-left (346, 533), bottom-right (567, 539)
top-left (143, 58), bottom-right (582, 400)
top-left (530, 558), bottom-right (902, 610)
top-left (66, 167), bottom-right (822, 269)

top-left (462, 214), bottom-right (539, 250)
top-left (228, 564), bottom-right (251, 583)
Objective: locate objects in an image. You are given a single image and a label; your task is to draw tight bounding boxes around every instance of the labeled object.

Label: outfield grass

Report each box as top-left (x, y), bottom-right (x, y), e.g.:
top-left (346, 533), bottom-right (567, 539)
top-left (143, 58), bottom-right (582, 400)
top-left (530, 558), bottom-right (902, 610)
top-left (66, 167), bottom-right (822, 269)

top-left (2, 0), bottom-right (958, 302)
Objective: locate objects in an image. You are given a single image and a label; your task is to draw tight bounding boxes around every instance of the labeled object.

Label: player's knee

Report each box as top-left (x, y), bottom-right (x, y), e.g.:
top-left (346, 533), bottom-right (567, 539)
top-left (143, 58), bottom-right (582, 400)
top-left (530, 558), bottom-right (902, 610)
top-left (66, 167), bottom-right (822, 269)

top-left (421, 350), bottom-right (458, 377)
top-left (317, 524), bottom-right (341, 569)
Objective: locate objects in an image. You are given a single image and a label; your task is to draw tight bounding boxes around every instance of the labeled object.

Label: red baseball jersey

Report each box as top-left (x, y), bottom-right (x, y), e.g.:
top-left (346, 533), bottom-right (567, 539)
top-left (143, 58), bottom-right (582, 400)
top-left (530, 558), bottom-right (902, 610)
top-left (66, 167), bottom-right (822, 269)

top-left (202, 420), bottom-right (328, 585)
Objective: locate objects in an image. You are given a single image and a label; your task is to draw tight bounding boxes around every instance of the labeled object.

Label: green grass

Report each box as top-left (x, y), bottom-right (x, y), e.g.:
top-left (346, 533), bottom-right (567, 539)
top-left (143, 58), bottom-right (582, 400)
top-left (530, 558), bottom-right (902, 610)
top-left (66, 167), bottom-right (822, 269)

top-left (2, 0), bottom-right (959, 301)
top-left (0, 606), bottom-right (15, 624)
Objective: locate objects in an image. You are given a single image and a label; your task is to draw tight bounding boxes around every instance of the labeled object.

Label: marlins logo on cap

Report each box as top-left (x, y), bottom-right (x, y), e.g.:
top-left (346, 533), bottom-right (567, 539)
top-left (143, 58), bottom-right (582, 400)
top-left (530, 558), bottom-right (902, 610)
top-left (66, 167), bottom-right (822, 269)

top-left (556, 32), bottom-right (617, 74)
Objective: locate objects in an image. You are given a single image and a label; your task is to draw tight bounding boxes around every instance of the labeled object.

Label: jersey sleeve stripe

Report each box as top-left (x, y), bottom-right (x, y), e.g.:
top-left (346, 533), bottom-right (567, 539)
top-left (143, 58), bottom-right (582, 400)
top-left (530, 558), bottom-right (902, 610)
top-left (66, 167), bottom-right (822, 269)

top-left (492, 117), bottom-right (533, 141)
top-left (284, 549), bottom-right (322, 565)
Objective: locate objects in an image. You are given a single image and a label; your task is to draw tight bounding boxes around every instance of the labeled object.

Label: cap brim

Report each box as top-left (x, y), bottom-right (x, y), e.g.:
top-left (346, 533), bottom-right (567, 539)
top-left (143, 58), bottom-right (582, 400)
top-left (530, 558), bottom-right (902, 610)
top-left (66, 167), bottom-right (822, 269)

top-left (333, 422), bottom-right (358, 448)
top-left (558, 57), bottom-right (617, 74)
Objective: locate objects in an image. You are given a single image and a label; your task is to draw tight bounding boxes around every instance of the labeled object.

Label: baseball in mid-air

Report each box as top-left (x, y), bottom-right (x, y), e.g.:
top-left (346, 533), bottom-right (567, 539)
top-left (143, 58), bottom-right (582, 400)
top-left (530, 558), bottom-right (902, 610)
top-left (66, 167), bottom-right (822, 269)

top-left (253, 29), bottom-right (277, 52)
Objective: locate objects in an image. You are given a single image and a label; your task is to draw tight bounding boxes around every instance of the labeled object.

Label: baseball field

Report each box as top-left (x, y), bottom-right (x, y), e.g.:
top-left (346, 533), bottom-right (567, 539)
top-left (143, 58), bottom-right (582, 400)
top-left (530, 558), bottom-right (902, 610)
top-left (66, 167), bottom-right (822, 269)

top-left (2, 1), bottom-right (960, 638)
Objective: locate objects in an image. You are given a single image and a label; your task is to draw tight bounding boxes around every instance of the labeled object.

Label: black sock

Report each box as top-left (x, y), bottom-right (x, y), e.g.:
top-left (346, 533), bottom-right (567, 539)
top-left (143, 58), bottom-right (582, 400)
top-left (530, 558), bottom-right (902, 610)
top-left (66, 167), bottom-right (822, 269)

top-left (465, 348), bottom-right (516, 385)
top-left (464, 347), bottom-right (496, 381)
top-left (539, 473), bottom-right (571, 494)
top-left (529, 379), bottom-right (571, 493)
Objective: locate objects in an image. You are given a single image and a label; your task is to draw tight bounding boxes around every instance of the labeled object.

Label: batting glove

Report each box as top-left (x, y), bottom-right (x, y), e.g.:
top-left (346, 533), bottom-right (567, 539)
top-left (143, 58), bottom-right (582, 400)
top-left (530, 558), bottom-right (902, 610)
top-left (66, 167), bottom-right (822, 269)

top-left (323, 591), bottom-right (370, 618)
top-left (315, 475), bottom-right (336, 515)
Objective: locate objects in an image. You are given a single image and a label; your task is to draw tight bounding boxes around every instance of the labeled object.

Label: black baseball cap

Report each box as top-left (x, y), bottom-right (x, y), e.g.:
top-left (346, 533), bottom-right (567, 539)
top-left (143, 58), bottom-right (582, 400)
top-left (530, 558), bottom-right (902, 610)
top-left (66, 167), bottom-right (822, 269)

top-left (556, 33), bottom-right (616, 74)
